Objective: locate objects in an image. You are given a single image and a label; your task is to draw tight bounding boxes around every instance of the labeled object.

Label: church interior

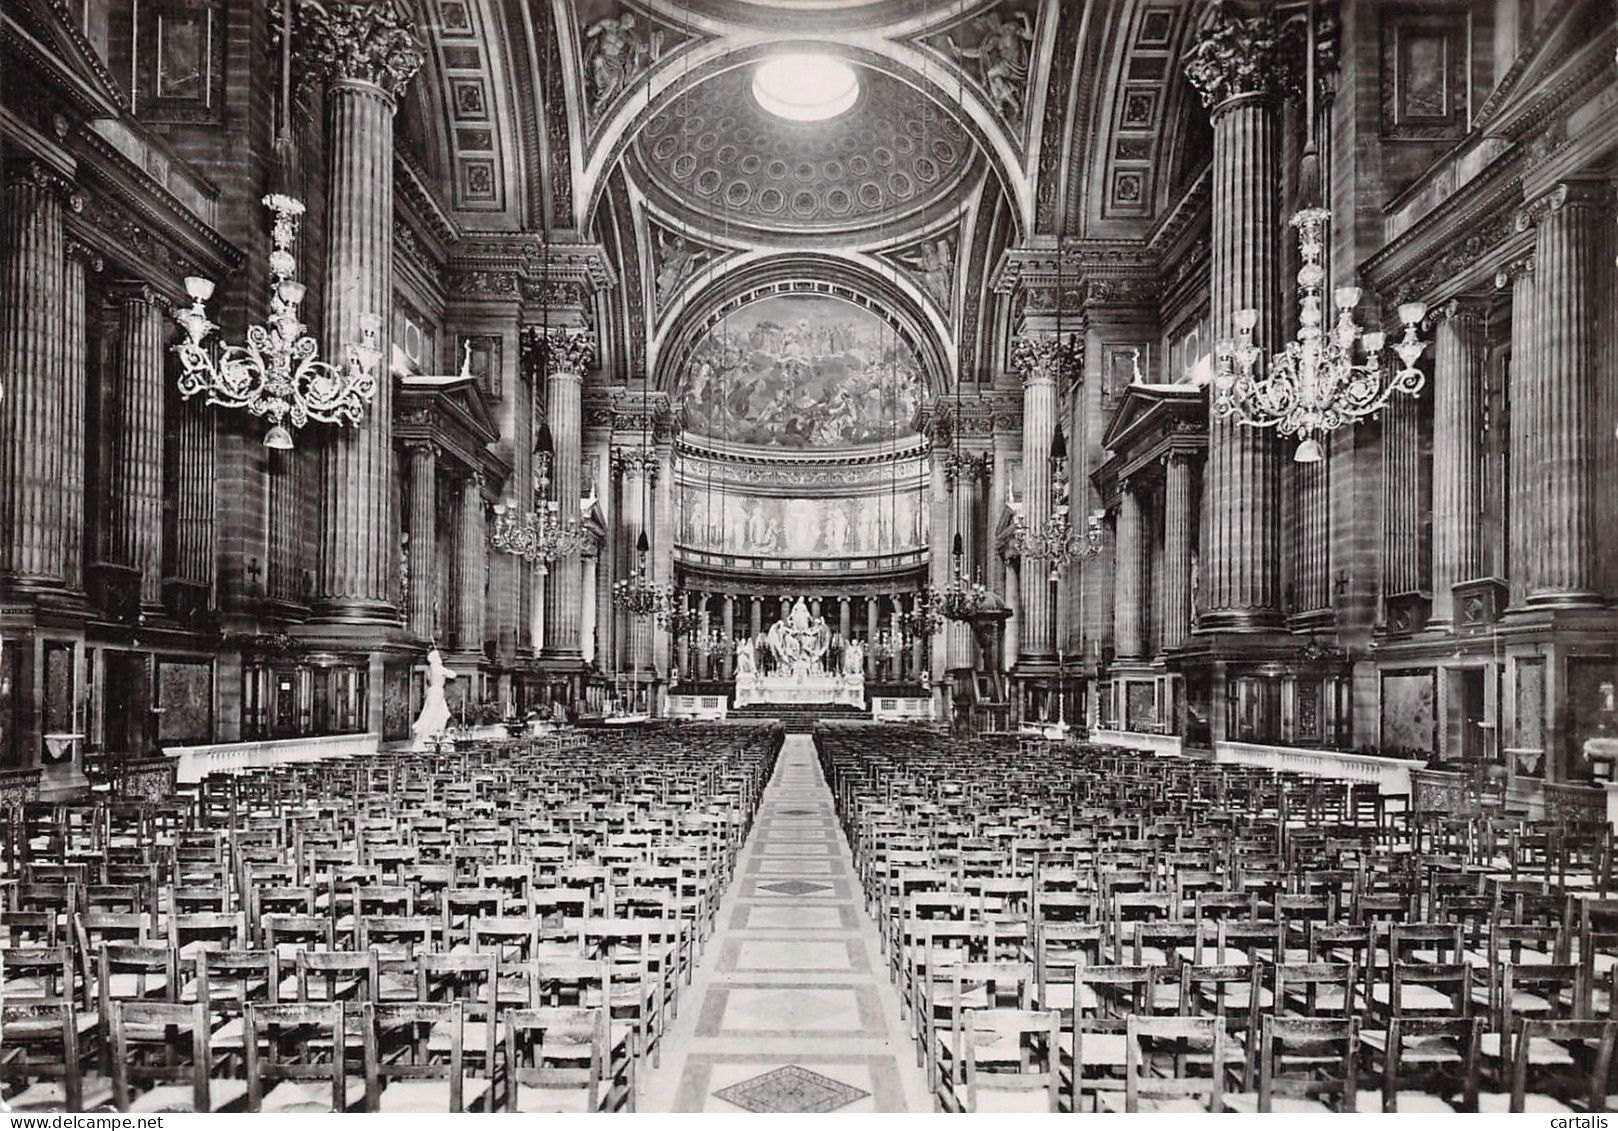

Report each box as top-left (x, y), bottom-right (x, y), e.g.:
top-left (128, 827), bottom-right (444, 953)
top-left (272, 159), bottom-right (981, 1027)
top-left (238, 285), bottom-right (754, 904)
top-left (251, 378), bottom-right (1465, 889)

top-left (3, 0), bottom-right (1618, 1114)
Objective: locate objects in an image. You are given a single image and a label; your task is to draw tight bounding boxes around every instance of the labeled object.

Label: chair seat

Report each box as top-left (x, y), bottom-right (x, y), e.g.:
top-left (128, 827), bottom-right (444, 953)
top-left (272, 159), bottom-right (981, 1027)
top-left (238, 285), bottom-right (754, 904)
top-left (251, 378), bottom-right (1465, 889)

top-left (6, 1076), bottom-right (115, 1112)
top-left (127, 1079), bottom-right (249, 1113)
top-left (259, 1079), bottom-right (366, 1113)
top-left (4, 1010), bottom-right (101, 1038)
top-left (1097, 1092), bottom-right (1209, 1113)
top-left (1224, 1092), bottom-right (1333, 1114)
top-left (1058, 1032), bottom-right (1128, 1068)
top-left (1363, 1090), bottom-right (1453, 1113)
top-left (91, 973), bottom-right (169, 999)
top-left (1478, 1092), bottom-right (1574, 1114)
top-left (376, 1076), bottom-right (491, 1113)
top-left (1369, 982), bottom-right (1455, 1012)
top-left (1176, 946), bottom-right (1249, 966)
top-left (514, 1080), bottom-right (614, 1113)
top-left (958, 1086), bottom-right (1057, 1114)
top-left (1479, 1033), bottom-right (1575, 1066)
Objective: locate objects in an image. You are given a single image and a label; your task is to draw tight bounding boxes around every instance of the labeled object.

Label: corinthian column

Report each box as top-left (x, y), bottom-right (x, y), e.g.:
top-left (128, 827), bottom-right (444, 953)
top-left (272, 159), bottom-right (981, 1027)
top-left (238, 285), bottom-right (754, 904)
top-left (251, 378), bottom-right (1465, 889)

top-left (405, 443), bottom-right (437, 639)
top-left (1161, 452), bottom-right (1194, 651)
top-left (454, 473), bottom-right (486, 653)
top-left (112, 285), bottom-right (167, 610)
top-left (1185, 8), bottom-right (1285, 631)
top-left (0, 164), bottom-right (73, 590)
top-left (540, 331), bottom-right (593, 659)
top-left (1012, 335), bottom-right (1066, 661)
top-left (613, 447), bottom-right (654, 671)
top-left (1519, 183), bottom-right (1603, 606)
top-left (305, 8), bottom-right (421, 625)
top-left (1430, 298), bottom-right (1487, 623)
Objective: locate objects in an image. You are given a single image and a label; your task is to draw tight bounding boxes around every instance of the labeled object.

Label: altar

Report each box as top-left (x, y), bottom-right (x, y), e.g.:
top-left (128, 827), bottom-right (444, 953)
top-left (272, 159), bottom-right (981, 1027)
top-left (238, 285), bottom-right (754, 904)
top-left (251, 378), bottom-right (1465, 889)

top-left (731, 596), bottom-right (867, 709)
top-left (735, 672), bottom-right (866, 708)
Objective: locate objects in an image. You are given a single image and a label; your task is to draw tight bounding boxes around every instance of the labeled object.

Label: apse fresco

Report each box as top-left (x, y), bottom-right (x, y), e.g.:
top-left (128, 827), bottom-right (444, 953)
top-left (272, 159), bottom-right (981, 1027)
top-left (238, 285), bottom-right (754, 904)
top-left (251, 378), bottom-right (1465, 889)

top-left (679, 295), bottom-right (924, 449)
top-left (676, 486), bottom-right (927, 557)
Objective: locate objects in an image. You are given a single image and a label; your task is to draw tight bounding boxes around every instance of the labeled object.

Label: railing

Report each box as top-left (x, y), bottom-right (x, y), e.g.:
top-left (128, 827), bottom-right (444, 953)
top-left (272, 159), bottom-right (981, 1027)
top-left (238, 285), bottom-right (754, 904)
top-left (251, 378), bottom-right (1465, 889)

top-left (873, 697), bottom-right (933, 723)
top-left (166, 732), bottom-right (379, 784)
top-left (1093, 729), bottom-right (1185, 758)
top-left (1214, 741), bottom-right (1425, 797)
top-left (666, 695), bottom-right (728, 721)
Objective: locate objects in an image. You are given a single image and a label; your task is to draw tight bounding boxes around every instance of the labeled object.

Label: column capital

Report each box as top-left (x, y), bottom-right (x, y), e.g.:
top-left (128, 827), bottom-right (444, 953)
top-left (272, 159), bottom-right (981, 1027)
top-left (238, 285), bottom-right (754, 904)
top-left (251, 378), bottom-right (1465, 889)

top-left (522, 325), bottom-right (596, 380)
top-left (5, 161), bottom-right (84, 211)
top-left (64, 236), bottom-right (103, 272)
top-left (289, 0), bottom-right (423, 98)
top-left (1184, 5), bottom-right (1290, 111)
top-left (110, 280), bottom-right (164, 309)
top-left (405, 439), bottom-right (441, 460)
top-left (1517, 181), bottom-right (1606, 230)
top-left (1494, 254), bottom-right (1535, 288)
top-left (1010, 332), bottom-right (1082, 389)
top-left (1432, 296), bottom-right (1491, 328)
top-left (611, 446), bottom-right (658, 483)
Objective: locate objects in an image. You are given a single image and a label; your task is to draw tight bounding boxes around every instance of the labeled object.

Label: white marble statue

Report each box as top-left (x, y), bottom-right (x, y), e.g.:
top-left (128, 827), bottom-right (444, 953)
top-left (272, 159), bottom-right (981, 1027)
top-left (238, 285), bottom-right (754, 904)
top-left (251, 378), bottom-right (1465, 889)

top-left (411, 648), bottom-right (457, 750)
top-left (843, 639), bottom-right (864, 678)
top-left (735, 636), bottom-right (757, 679)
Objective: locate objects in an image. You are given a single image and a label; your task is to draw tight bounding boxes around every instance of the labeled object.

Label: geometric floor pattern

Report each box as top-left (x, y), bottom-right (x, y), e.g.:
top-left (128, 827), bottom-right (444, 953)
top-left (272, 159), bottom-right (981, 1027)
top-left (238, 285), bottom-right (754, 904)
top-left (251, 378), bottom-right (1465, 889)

top-left (638, 732), bottom-right (932, 1112)
top-left (712, 1065), bottom-right (872, 1113)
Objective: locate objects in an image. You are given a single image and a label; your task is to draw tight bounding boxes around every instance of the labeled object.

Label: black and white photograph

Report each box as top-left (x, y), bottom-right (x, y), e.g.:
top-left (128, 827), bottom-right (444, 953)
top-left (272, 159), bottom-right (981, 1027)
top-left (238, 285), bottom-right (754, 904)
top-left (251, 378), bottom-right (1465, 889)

top-left (1, 0), bottom-right (1617, 1116)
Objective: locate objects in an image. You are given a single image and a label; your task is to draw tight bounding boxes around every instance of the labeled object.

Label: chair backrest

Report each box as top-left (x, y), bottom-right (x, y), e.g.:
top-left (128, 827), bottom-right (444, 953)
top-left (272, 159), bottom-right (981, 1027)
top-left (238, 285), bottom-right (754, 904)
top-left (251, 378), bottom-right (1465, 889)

top-left (243, 1001), bottom-right (348, 1112)
top-left (503, 1006), bottom-right (608, 1113)
top-left (960, 1008), bottom-right (1061, 1113)
top-left (0, 1001), bottom-right (83, 1110)
top-left (1381, 1015), bottom-right (1482, 1113)
top-left (1123, 1014), bottom-right (1225, 1112)
top-left (1511, 1018), bottom-right (1618, 1113)
top-left (361, 1001), bottom-right (465, 1112)
top-left (109, 999), bottom-right (212, 1112)
top-left (1257, 1014), bottom-right (1358, 1113)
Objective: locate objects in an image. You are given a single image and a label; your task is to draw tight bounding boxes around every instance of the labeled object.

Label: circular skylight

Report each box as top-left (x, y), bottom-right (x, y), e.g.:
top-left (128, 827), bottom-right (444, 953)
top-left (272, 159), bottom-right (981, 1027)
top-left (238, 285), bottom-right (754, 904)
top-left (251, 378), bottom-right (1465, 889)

top-left (752, 54), bottom-right (860, 121)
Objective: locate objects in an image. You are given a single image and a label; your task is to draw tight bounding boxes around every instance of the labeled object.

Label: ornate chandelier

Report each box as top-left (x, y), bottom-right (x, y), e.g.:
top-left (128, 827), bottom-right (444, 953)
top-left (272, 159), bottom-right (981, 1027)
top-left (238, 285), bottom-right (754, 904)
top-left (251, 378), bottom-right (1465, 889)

top-left (869, 628), bottom-right (901, 661)
top-left (489, 499), bottom-right (585, 571)
top-left (938, 569), bottom-right (989, 621)
top-left (896, 590), bottom-right (946, 638)
top-left (174, 194), bottom-right (381, 449)
top-left (1012, 508), bottom-right (1105, 580)
top-left (660, 593), bottom-right (700, 637)
top-left (612, 532), bottom-right (673, 621)
top-left (1214, 207), bottom-right (1428, 463)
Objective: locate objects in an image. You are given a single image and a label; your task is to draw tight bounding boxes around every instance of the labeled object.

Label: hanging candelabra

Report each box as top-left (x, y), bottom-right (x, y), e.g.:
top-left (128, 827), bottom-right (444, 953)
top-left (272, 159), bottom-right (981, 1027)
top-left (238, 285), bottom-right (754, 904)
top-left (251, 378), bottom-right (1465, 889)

top-left (1213, 208), bottom-right (1428, 463)
top-left (661, 590), bottom-right (700, 637)
top-left (1010, 426), bottom-right (1105, 579)
top-left (489, 500), bottom-right (585, 571)
top-left (173, 194), bottom-right (381, 449)
top-left (896, 590), bottom-right (946, 638)
top-left (613, 532), bottom-right (673, 620)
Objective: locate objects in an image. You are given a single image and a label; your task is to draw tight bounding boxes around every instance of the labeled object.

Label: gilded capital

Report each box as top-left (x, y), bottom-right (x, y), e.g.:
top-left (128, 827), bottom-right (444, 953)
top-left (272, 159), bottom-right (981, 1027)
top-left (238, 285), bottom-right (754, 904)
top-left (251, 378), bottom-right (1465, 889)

top-left (288, 0), bottom-right (423, 97)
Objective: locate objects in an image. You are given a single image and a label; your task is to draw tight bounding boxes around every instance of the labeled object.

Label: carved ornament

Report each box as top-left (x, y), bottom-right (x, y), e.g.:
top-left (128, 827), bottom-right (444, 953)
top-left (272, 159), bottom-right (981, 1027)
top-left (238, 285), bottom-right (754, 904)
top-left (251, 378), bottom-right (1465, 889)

top-left (286, 0), bottom-right (423, 97)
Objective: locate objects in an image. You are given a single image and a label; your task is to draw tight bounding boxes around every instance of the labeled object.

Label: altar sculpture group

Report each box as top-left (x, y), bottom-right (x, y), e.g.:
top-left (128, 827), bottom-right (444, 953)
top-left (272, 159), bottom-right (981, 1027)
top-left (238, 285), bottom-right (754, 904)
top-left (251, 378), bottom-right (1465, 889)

top-left (733, 597), bottom-right (867, 708)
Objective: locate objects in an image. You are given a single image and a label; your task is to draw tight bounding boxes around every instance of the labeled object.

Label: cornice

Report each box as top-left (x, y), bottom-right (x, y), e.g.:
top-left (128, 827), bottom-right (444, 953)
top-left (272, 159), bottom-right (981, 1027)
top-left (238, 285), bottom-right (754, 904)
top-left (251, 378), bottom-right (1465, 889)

top-left (394, 153), bottom-right (458, 249)
top-left (675, 436), bottom-right (930, 470)
top-left (1361, 159), bottom-right (1530, 301)
top-left (0, 4), bottom-right (124, 119)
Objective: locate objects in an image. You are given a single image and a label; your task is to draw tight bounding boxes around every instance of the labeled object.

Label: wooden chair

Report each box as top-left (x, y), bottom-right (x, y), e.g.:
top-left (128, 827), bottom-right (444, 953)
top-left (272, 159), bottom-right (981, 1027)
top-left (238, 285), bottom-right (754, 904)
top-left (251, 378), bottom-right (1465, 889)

top-left (1375, 1015), bottom-right (1482, 1113)
top-left (0, 1001), bottom-right (108, 1111)
top-left (243, 1001), bottom-right (363, 1112)
top-left (947, 1008), bottom-right (1062, 1113)
top-left (1493, 1018), bottom-right (1618, 1113)
top-left (503, 1006), bottom-right (618, 1112)
top-left (109, 999), bottom-right (246, 1112)
top-left (1104, 1014), bottom-right (1227, 1113)
top-left (1223, 1014), bottom-right (1359, 1114)
top-left (360, 1000), bottom-right (490, 1112)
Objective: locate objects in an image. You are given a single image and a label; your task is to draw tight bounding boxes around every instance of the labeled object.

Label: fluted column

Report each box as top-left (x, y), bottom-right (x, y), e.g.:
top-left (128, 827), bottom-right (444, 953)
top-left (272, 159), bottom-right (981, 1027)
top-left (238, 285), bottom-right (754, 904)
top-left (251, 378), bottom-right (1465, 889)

top-left (866, 598), bottom-right (879, 678)
top-left (1013, 340), bottom-right (1059, 660)
top-left (838, 596), bottom-right (851, 641)
top-left (1521, 183), bottom-right (1602, 606)
top-left (1430, 298), bottom-right (1488, 622)
top-left (541, 334), bottom-right (591, 658)
top-left (454, 474), bottom-right (486, 653)
top-left (112, 285), bottom-right (167, 609)
top-left (405, 443), bottom-right (437, 639)
top-left (61, 239), bottom-right (99, 593)
top-left (720, 595), bottom-right (735, 679)
top-left (1186, 11), bottom-right (1284, 630)
top-left (749, 595), bottom-right (762, 640)
top-left (579, 552), bottom-right (598, 664)
top-left (172, 396), bottom-right (215, 591)
top-left (1161, 453), bottom-right (1194, 652)
top-left (1505, 260), bottom-right (1536, 608)
top-left (1, 164), bottom-right (72, 589)
top-left (1115, 484), bottom-right (1144, 659)
top-left (314, 78), bottom-right (402, 622)
top-left (613, 447), bottom-right (652, 670)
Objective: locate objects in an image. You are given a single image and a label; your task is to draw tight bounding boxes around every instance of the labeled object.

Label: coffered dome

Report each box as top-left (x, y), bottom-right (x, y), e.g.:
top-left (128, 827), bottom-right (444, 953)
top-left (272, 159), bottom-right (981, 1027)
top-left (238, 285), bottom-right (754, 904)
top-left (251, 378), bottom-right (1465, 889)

top-left (627, 62), bottom-right (980, 243)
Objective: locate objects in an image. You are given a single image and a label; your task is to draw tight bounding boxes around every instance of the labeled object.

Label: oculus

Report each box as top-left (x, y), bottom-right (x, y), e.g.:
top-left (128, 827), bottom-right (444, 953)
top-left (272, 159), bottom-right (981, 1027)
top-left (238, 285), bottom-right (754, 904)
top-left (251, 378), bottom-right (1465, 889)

top-left (751, 54), bottom-right (860, 121)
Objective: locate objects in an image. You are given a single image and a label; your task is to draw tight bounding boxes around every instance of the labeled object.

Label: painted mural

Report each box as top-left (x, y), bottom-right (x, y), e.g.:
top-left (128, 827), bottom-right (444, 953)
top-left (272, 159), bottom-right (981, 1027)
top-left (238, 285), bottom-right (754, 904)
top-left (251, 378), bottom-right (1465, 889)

top-left (676, 484), bottom-right (927, 557)
top-left (678, 295), bottom-right (924, 449)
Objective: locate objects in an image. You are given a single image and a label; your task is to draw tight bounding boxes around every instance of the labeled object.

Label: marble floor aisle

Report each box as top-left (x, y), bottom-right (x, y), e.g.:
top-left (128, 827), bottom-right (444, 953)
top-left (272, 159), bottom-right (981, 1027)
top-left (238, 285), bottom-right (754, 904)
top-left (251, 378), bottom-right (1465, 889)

top-left (640, 732), bottom-right (933, 1113)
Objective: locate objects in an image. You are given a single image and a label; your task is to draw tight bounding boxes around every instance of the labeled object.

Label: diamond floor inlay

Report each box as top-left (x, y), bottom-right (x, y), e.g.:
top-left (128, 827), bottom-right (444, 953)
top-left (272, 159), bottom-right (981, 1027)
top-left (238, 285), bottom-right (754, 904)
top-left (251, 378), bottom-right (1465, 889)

top-left (712, 1065), bottom-right (871, 1114)
top-left (639, 732), bottom-right (931, 1113)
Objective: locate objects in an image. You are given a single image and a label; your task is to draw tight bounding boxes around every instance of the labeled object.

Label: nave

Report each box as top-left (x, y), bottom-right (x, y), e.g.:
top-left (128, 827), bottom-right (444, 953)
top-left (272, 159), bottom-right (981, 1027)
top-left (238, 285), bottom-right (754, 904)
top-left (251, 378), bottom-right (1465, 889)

top-left (640, 732), bottom-right (931, 1112)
